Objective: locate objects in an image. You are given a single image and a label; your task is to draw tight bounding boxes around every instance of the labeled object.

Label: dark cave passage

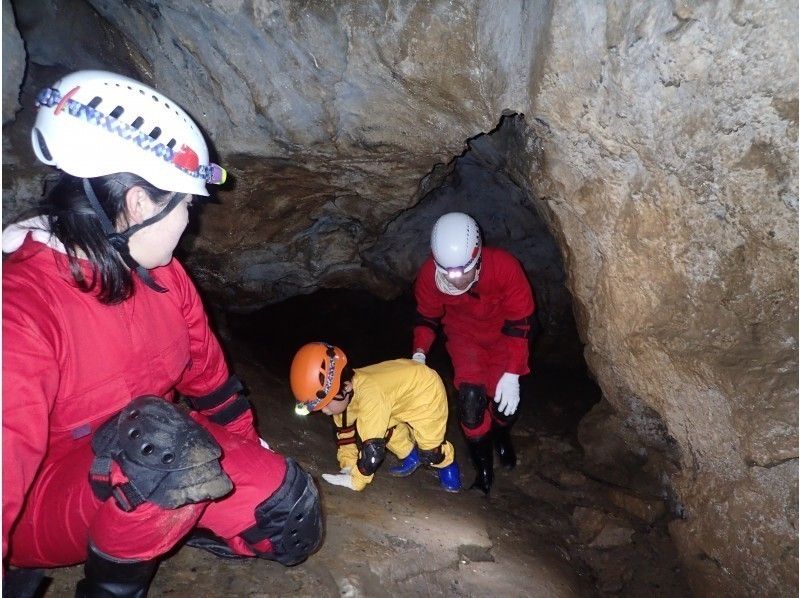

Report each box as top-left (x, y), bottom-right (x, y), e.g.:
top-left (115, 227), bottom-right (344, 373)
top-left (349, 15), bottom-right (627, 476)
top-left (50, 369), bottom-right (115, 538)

top-left (226, 287), bottom-right (601, 439)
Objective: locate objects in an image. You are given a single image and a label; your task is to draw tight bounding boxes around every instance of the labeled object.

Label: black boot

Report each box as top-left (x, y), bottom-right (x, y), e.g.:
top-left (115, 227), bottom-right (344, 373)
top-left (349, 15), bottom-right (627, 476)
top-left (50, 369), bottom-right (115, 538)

top-left (3, 568), bottom-right (45, 598)
top-left (75, 545), bottom-right (159, 598)
top-left (493, 424), bottom-right (517, 470)
top-left (467, 436), bottom-right (494, 495)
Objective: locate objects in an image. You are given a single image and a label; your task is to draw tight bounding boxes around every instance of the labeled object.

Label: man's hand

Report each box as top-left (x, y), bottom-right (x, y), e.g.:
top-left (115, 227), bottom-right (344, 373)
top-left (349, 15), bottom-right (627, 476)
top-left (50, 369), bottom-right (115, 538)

top-left (321, 473), bottom-right (355, 490)
top-left (411, 351), bottom-right (426, 364)
top-left (494, 372), bottom-right (520, 416)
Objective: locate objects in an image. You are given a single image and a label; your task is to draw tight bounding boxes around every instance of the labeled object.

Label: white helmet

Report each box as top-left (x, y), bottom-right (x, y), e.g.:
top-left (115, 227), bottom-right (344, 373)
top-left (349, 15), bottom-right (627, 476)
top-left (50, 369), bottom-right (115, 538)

top-left (31, 70), bottom-right (225, 196)
top-left (431, 212), bottom-right (482, 277)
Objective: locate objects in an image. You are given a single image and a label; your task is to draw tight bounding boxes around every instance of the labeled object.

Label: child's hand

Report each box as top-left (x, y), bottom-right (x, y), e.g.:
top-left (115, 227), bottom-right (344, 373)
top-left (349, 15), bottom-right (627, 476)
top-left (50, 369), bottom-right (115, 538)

top-left (322, 473), bottom-right (355, 490)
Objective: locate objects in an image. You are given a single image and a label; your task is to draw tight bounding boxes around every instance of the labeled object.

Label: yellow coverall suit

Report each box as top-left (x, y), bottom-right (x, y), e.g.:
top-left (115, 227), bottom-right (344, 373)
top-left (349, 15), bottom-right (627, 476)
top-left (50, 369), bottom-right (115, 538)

top-left (333, 359), bottom-right (456, 491)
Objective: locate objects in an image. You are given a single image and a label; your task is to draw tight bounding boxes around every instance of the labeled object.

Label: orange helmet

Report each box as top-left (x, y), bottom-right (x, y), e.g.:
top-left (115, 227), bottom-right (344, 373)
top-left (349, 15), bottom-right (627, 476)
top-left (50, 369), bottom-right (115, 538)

top-left (290, 342), bottom-right (348, 412)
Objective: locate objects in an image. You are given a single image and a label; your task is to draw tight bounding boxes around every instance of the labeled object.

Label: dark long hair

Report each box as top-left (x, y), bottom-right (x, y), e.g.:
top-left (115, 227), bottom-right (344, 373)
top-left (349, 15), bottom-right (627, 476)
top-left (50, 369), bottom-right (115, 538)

top-left (38, 172), bottom-right (175, 304)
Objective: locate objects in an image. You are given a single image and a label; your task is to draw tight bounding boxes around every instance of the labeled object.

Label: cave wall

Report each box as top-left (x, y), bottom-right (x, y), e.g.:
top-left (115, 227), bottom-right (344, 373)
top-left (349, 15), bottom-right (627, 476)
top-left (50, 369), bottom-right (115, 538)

top-left (3, 1), bottom-right (797, 595)
top-left (530, 2), bottom-right (798, 595)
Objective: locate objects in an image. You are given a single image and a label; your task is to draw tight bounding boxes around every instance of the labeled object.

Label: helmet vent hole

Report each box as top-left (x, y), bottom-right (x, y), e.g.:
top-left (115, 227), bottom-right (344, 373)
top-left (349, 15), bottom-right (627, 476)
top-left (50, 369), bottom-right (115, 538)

top-left (109, 106), bottom-right (124, 119)
top-left (132, 117), bottom-right (144, 129)
top-left (139, 89), bottom-right (145, 95)
top-left (88, 96), bottom-right (102, 109)
top-left (33, 129), bottom-right (52, 161)
top-left (162, 452), bottom-right (175, 464)
top-left (129, 428), bottom-right (141, 439)
top-left (167, 139), bottom-right (176, 149)
top-left (152, 95), bottom-right (159, 102)
top-left (149, 127), bottom-right (162, 140)
top-left (318, 372), bottom-right (325, 385)
top-left (141, 443), bottom-right (154, 455)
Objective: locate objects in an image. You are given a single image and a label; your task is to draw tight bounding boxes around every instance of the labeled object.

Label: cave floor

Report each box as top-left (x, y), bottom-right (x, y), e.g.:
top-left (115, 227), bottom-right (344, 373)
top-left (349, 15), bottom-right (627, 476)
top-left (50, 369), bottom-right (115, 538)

top-left (37, 345), bottom-right (689, 597)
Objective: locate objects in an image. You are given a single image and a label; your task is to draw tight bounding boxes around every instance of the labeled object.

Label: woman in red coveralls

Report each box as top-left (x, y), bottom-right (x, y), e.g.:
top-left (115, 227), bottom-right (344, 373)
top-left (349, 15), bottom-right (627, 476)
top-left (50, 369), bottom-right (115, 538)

top-left (2, 70), bottom-right (321, 597)
top-left (410, 212), bottom-right (535, 495)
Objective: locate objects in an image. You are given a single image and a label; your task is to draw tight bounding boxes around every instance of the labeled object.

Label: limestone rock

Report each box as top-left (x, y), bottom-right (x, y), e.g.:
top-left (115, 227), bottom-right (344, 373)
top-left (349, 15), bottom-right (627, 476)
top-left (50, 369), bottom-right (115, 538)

top-left (2, 0), bottom-right (25, 124)
top-left (2, 1), bottom-right (796, 595)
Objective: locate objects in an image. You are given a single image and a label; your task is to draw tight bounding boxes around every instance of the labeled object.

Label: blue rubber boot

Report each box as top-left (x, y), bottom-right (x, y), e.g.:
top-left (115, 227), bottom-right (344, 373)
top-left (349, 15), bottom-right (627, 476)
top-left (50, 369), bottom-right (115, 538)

top-left (389, 446), bottom-right (421, 477)
top-left (437, 461), bottom-right (462, 493)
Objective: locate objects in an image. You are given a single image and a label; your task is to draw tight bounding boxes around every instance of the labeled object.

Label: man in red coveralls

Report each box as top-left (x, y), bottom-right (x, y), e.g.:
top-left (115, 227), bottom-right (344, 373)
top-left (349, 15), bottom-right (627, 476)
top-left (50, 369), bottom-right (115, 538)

top-left (411, 212), bottom-right (534, 495)
top-left (3, 70), bottom-right (321, 597)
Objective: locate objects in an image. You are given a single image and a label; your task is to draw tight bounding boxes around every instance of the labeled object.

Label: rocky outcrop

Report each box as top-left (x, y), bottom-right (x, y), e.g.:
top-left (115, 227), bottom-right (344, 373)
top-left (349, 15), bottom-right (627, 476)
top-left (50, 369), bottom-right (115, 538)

top-left (2, 0), bottom-right (25, 125)
top-left (3, 1), bottom-right (797, 595)
top-left (532, 2), bottom-right (798, 595)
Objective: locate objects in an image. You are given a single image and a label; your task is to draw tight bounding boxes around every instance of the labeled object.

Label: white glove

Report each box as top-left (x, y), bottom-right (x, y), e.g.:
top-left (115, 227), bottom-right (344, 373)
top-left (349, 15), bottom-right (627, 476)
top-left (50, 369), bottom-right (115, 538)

top-left (494, 372), bottom-right (520, 416)
top-left (412, 351), bottom-right (426, 364)
top-left (339, 466), bottom-right (352, 474)
top-left (322, 473), bottom-right (355, 490)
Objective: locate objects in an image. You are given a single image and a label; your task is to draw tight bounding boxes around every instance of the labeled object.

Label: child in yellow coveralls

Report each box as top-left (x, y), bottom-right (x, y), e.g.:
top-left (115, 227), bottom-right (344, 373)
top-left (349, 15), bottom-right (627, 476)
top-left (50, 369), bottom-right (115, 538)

top-left (289, 342), bottom-right (461, 492)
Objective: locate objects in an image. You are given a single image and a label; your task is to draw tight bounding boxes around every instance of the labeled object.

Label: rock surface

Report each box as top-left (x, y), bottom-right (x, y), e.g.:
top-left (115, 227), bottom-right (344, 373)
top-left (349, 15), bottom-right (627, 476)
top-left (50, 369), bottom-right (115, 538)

top-left (2, 0), bottom-right (25, 125)
top-left (3, 1), bottom-right (797, 595)
top-left (531, 2), bottom-right (798, 595)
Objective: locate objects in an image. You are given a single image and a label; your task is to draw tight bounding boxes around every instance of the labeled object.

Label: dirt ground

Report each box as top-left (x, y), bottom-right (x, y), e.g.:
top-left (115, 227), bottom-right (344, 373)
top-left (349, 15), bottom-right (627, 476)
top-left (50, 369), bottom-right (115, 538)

top-left (32, 290), bottom-right (690, 597)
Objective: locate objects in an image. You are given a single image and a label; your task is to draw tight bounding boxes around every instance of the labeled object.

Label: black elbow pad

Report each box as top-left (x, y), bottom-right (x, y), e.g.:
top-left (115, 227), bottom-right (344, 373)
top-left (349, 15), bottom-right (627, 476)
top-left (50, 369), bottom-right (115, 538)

top-left (357, 438), bottom-right (387, 476)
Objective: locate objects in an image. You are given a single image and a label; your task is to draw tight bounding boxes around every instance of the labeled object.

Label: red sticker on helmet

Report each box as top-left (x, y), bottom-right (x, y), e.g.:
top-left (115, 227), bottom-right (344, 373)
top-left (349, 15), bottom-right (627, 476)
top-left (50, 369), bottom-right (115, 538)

top-left (54, 86), bottom-right (80, 116)
top-left (173, 144), bottom-right (199, 171)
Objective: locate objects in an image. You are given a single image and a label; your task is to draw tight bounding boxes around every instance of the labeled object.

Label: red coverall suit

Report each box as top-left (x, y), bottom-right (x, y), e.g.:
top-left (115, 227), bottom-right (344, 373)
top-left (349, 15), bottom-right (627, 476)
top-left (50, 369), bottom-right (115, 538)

top-left (413, 247), bottom-right (535, 439)
top-left (3, 236), bottom-right (301, 567)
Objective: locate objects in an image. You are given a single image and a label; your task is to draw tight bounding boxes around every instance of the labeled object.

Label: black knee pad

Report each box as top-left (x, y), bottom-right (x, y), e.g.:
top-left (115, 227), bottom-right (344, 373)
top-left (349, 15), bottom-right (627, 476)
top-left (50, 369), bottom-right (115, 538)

top-left (418, 444), bottom-right (445, 466)
top-left (242, 458), bottom-right (323, 566)
top-left (90, 396), bottom-right (232, 511)
top-left (457, 383), bottom-right (488, 430)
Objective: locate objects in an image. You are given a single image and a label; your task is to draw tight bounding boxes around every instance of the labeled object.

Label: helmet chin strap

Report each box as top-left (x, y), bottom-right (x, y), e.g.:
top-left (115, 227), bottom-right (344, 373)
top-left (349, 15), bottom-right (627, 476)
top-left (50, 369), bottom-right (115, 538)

top-left (82, 178), bottom-right (183, 293)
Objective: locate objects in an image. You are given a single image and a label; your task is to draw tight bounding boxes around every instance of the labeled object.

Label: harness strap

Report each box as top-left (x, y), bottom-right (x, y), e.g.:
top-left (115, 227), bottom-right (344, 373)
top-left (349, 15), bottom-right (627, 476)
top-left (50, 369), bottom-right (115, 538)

top-left (336, 422), bottom-right (357, 446)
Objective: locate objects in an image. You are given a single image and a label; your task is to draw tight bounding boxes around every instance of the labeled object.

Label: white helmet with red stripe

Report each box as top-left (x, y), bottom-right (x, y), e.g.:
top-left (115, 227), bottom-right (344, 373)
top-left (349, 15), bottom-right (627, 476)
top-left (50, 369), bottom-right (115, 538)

top-left (31, 70), bottom-right (225, 196)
